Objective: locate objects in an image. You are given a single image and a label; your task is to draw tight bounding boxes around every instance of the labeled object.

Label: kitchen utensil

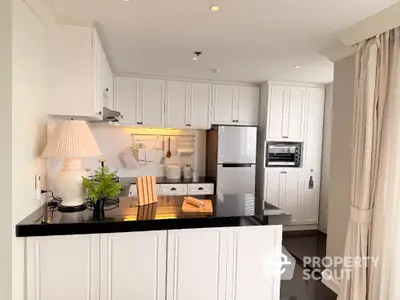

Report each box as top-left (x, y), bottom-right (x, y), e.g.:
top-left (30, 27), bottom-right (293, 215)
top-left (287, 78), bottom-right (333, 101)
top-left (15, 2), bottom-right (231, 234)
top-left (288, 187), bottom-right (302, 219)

top-left (184, 196), bottom-right (204, 208)
top-left (181, 199), bottom-right (213, 214)
top-left (160, 140), bottom-right (165, 164)
top-left (166, 137), bottom-right (172, 158)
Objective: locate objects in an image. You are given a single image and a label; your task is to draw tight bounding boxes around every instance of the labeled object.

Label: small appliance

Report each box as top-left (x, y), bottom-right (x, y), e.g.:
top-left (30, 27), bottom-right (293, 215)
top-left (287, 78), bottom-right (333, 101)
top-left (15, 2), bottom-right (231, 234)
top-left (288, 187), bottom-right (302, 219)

top-left (265, 142), bottom-right (302, 167)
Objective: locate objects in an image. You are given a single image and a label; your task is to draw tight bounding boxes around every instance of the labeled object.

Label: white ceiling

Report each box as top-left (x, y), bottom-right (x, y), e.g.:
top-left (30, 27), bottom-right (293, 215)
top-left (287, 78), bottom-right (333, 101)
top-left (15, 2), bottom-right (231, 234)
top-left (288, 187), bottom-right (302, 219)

top-left (49, 0), bottom-right (399, 84)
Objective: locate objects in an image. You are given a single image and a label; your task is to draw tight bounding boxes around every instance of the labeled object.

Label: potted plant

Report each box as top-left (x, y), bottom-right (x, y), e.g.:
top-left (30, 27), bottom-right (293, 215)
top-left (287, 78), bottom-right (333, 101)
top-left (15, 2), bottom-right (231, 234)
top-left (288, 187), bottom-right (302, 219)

top-left (82, 166), bottom-right (122, 220)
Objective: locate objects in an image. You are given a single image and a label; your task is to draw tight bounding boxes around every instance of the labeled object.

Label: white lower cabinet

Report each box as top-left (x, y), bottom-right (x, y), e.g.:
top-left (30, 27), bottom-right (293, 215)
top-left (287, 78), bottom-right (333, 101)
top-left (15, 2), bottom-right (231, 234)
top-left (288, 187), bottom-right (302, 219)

top-left (27, 226), bottom-right (282, 300)
top-left (100, 231), bottom-right (167, 300)
top-left (166, 228), bottom-right (229, 300)
top-left (27, 235), bottom-right (100, 300)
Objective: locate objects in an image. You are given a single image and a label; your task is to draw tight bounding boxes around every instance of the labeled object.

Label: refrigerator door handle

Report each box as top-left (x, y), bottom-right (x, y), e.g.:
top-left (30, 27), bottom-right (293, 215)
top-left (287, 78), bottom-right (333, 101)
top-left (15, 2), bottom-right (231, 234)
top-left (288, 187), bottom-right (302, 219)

top-left (221, 163), bottom-right (253, 168)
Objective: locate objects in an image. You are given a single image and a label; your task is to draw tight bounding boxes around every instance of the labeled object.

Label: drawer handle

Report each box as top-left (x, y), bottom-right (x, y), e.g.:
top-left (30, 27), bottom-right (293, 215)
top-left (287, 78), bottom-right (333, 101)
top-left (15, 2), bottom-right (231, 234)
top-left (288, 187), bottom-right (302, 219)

top-left (198, 187), bottom-right (204, 191)
top-left (170, 187), bottom-right (177, 191)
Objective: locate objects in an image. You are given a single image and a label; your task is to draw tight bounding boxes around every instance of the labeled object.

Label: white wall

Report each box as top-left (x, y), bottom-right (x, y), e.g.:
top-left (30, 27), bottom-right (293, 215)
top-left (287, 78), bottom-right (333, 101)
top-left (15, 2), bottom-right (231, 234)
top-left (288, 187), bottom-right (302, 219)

top-left (12, 0), bottom-right (48, 299)
top-left (46, 123), bottom-right (207, 191)
top-left (326, 55), bottom-right (355, 267)
top-left (0, 0), bottom-right (12, 299)
top-left (319, 83), bottom-right (333, 234)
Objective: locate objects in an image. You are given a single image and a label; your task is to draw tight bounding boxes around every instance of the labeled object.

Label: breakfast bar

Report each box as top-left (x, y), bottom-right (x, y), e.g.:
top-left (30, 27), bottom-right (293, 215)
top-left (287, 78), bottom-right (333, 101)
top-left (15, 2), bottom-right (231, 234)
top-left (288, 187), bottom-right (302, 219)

top-left (17, 194), bottom-right (289, 300)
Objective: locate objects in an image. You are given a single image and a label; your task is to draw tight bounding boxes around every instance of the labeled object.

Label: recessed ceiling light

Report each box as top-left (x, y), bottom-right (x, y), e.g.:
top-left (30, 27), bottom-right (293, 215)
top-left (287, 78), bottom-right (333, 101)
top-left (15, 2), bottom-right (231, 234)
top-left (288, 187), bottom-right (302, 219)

top-left (192, 57), bottom-right (199, 61)
top-left (192, 51), bottom-right (202, 61)
top-left (123, 0), bottom-right (131, 2)
top-left (213, 68), bottom-right (221, 73)
top-left (293, 65), bottom-right (300, 69)
top-left (209, 5), bottom-right (220, 12)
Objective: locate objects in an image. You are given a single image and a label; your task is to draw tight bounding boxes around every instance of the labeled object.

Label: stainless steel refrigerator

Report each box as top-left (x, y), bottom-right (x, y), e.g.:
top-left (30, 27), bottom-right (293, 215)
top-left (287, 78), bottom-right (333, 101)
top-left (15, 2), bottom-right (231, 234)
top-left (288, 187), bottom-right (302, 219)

top-left (206, 126), bottom-right (257, 196)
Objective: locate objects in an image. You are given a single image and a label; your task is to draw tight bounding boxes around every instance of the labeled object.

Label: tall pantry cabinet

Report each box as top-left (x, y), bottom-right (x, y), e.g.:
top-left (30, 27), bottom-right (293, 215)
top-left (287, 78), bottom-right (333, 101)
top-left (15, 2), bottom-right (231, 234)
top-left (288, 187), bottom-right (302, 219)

top-left (258, 82), bottom-right (325, 225)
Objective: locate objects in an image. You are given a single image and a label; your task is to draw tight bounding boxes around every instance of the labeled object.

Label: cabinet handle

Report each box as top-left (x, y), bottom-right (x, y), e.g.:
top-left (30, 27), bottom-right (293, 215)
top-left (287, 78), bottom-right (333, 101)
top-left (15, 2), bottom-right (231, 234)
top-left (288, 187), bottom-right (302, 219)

top-left (281, 171), bottom-right (287, 174)
top-left (198, 187), bottom-right (204, 191)
top-left (170, 187), bottom-right (177, 191)
top-left (105, 88), bottom-right (109, 92)
top-left (98, 111), bottom-right (102, 115)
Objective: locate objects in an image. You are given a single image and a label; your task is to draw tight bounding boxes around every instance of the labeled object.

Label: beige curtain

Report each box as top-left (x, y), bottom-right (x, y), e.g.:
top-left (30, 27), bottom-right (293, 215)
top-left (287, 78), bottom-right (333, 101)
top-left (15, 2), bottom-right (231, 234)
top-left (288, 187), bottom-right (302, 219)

top-left (368, 28), bottom-right (400, 300)
top-left (338, 27), bottom-right (400, 300)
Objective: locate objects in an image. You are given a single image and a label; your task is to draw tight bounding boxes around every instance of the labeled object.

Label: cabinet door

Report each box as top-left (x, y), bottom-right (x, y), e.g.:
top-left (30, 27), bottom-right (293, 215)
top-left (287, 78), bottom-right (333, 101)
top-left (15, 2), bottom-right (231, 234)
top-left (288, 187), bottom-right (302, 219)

top-left (140, 79), bottom-right (165, 127)
top-left (283, 169), bottom-right (303, 224)
top-left (265, 168), bottom-right (284, 207)
top-left (114, 77), bottom-right (139, 125)
top-left (237, 86), bottom-right (260, 125)
top-left (165, 81), bottom-right (189, 128)
top-left (189, 82), bottom-right (211, 128)
top-left (27, 235), bottom-right (100, 300)
top-left (100, 231), bottom-right (167, 300)
top-left (266, 86), bottom-right (286, 140)
top-left (285, 87), bottom-right (306, 141)
top-left (301, 87), bottom-right (325, 223)
top-left (167, 228), bottom-right (229, 300)
top-left (226, 226), bottom-right (282, 300)
top-left (212, 85), bottom-right (235, 125)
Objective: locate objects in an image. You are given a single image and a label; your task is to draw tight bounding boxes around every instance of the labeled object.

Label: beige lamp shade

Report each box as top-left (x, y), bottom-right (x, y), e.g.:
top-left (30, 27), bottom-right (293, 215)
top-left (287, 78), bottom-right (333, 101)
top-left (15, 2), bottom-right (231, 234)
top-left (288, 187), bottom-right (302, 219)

top-left (42, 120), bottom-right (102, 158)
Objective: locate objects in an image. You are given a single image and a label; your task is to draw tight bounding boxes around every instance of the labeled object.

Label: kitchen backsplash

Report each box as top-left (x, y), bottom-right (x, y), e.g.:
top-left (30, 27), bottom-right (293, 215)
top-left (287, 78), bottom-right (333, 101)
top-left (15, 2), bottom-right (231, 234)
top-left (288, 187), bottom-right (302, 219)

top-left (46, 122), bottom-right (206, 191)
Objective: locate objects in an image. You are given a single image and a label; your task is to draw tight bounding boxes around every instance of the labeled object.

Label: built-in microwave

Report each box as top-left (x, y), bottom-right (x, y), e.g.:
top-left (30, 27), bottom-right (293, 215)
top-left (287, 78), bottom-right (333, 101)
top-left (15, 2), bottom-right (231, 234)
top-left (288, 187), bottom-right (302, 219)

top-left (265, 142), bottom-right (303, 167)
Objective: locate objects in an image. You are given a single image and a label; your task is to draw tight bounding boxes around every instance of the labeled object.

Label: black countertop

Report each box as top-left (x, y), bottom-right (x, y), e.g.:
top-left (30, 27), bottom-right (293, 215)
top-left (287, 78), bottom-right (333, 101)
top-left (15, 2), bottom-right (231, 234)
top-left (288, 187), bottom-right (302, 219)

top-left (16, 194), bottom-right (290, 237)
top-left (120, 176), bottom-right (215, 185)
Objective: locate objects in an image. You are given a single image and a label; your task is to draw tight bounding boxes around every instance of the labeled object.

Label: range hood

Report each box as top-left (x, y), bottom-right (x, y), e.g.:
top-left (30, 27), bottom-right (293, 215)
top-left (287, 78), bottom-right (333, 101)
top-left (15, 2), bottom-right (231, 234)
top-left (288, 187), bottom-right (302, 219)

top-left (96, 107), bottom-right (122, 123)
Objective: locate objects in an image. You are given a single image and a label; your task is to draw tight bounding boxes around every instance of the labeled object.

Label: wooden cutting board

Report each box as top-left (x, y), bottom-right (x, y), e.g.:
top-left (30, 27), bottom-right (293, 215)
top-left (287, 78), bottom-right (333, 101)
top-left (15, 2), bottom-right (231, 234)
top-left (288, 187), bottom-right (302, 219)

top-left (181, 199), bottom-right (213, 215)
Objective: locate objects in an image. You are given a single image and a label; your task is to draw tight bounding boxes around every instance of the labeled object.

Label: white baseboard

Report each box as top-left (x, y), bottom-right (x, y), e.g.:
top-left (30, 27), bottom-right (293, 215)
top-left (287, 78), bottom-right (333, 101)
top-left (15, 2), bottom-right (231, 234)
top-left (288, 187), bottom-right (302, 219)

top-left (283, 224), bottom-right (318, 231)
top-left (321, 269), bottom-right (340, 295)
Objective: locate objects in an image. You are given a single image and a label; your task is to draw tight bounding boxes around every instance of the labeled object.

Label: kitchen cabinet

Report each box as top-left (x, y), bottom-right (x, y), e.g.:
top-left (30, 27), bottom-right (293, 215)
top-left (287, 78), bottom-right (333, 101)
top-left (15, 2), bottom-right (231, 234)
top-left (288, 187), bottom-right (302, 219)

top-left (27, 235), bottom-right (100, 300)
top-left (114, 77), bottom-right (165, 127)
top-left (301, 87), bottom-right (325, 223)
top-left (237, 86), bottom-right (260, 125)
top-left (226, 226), bottom-right (282, 300)
top-left (265, 168), bottom-right (303, 224)
top-left (166, 228), bottom-right (230, 300)
top-left (212, 85), bottom-right (260, 125)
top-left (27, 226), bottom-right (282, 300)
top-left (47, 25), bottom-right (112, 119)
top-left (165, 81), bottom-right (211, 129)
top-left (167, 226), bottom-right (281, 300)
top-left (114, 77), bottom-right (139, 125)
top-left (100, 231), bottom-right (167, 300)
top-left (266, 85), bottom-right (306, 141)
top-left (129, 183), bottom-right (215, 197)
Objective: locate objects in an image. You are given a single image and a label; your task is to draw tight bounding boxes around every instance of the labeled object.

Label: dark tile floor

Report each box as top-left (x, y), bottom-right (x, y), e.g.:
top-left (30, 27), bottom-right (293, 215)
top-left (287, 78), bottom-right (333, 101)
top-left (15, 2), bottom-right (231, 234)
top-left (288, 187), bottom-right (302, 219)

top-left (280, 230), bottom-right (337, 300)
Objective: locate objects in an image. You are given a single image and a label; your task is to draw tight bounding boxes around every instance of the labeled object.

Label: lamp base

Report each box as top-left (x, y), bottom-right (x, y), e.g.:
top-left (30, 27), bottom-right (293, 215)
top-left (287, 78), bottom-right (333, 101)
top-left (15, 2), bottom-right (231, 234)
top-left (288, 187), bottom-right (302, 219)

top-left (56, 158), bottom-right (87, 208)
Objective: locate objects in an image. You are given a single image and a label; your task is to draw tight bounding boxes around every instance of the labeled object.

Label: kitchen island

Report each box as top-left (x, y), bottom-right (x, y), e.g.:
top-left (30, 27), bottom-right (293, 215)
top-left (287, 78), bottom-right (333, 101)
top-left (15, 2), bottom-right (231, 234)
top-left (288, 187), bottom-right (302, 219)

top-left (17, 194), bottom-right (288, 300)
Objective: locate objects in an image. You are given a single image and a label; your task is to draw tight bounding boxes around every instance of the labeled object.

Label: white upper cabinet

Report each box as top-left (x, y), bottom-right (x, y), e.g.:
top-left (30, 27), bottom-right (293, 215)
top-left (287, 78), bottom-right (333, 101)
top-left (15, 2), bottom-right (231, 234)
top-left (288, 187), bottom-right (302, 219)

top-left (140, 79), bottom-right (165, 127)
top-left (285, 87), bottom-right (306, 141)
top-left (114, 77), bottom-right (165, 127)
top-left (213, 85), bottom-right (236, 124)
top-left (266, 86), bottom-right (286, 140)
top-left (213, 85), bottom-right (260, 125)
top-left (165, 81), bottom-right (211, 129)
top-left (100, 231), bottom-right (167, 300)
top-left (189, 82), bottom-right (211, 128)
top-left (237, 86), bottom-right (260, 125)
top-left (114, 77), bottom-right (139, 125)
top-left (47, 25), bottom-right (112, 119)
top-left (266, 85), bottom-right (306, 141)
top-left (165, 81), bottom-right (188, 128)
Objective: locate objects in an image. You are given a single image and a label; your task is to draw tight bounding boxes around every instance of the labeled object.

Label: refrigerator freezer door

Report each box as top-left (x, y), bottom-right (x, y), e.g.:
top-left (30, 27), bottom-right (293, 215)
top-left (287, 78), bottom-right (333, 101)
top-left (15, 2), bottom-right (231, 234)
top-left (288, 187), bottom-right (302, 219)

top-left (217, 126), bottom-right (257, 164)
top-left (216, 164), bottom-right (256, 196)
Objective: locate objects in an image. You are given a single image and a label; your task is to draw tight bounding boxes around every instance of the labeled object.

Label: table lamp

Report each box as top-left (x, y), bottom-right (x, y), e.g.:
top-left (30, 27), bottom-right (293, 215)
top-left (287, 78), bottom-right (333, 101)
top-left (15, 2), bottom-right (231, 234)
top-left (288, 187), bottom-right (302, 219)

top-left (41, 120), bottom-right (102, 211)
